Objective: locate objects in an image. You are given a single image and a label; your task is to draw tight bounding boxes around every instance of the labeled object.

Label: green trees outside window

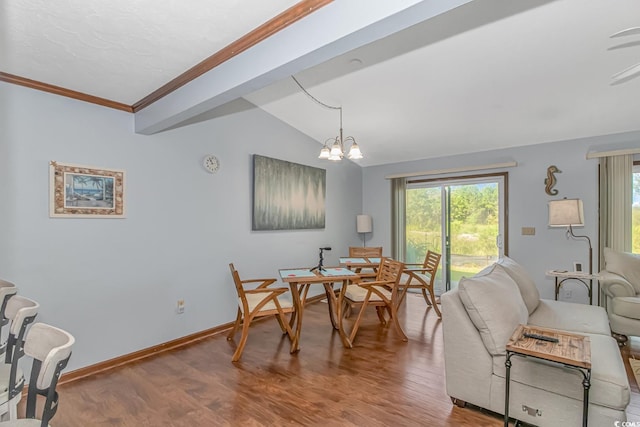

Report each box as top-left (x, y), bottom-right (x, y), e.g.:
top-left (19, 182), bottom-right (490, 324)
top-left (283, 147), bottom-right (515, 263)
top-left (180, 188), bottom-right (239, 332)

top-left (406, 181), bottom-right (501, 288)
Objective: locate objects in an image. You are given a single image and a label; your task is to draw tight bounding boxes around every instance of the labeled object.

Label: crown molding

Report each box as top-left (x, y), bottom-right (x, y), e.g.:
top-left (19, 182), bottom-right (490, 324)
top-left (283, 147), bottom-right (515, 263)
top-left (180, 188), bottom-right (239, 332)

top-left (0, 72), bottom-right (133, 112)
top-left (1, 0), bottom-right (333, 114)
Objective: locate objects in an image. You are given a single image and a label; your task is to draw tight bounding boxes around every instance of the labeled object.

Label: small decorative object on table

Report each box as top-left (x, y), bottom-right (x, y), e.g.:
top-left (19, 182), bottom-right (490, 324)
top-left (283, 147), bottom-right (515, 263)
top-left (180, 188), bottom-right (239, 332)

top-left (310, 247), bottom-right (331, 272)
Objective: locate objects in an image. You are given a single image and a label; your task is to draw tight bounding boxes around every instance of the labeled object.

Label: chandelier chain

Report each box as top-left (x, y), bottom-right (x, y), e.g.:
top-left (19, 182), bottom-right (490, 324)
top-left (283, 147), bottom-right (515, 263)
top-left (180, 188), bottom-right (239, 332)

top-left (291, 76), bottom-right (341, 112)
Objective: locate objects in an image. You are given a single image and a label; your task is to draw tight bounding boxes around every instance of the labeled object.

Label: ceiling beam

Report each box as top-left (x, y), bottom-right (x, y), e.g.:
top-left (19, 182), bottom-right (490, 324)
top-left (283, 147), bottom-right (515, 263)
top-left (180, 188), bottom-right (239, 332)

top-left (131, 0), bottom-right (333, 113)
top-left (133, 0), bottom-right (472, 135)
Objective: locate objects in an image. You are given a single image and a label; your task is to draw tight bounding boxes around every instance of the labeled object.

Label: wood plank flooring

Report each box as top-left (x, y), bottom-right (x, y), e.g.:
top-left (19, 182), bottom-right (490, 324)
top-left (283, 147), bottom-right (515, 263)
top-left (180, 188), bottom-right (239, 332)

top-left (49, 295), bottom-right (639, 426)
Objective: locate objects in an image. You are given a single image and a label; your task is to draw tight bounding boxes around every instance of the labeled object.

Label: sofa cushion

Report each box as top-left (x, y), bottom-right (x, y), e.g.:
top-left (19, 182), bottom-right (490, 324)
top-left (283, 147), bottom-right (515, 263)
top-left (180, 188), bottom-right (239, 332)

top-left (604, 247), bottom-right (640, 294)
top-left (458, 264), bottom-right (528, 356)
top-left (496, 257), bottom-right (540, 314)
top-left (611, 297), bottom-right (640, 320)
top-left (527, 299), bottom-right (611, 335)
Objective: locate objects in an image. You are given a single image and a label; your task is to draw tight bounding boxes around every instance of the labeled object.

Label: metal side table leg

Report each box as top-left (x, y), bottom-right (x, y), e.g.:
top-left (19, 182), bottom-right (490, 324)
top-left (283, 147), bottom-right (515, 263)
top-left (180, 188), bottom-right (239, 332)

top-left (581, 369), bottom-right (591, 427)
top-left (504, 352), bottom-right (513, 426)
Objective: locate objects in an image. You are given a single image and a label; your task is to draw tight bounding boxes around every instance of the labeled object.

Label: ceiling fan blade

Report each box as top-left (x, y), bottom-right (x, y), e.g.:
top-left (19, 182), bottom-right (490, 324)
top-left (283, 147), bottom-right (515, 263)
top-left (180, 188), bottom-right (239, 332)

top-left (611, 62), bottom-right (640, 81)
top-left (610, 27), bottom-right (640, 38)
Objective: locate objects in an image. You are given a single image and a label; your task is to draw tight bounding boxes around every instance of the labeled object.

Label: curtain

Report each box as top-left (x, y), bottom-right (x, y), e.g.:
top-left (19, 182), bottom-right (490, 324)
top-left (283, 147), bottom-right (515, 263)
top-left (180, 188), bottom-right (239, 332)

top-left (391, 177), bottom-right (406, 261)
top-left (598, 154), bottom-right (633, 269)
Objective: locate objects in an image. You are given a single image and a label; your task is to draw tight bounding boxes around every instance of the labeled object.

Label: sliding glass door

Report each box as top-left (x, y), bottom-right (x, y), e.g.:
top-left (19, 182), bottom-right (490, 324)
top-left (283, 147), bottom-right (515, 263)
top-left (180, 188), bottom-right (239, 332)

top-left (405, 174), bottom-right (507, 293)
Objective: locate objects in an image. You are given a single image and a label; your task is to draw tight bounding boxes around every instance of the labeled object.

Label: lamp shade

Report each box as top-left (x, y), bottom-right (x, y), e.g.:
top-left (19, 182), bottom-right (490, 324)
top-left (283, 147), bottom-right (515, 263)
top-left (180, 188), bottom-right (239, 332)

top-left (356, 214), bottom-right (373, 233)
top-left (548, 199), bottom-right (584, 227)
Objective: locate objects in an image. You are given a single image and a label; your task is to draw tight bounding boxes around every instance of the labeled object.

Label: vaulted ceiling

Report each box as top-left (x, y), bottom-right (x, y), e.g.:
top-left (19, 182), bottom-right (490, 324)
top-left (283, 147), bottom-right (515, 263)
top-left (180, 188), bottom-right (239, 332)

top-left (2, 0), bottom-right (640, 166)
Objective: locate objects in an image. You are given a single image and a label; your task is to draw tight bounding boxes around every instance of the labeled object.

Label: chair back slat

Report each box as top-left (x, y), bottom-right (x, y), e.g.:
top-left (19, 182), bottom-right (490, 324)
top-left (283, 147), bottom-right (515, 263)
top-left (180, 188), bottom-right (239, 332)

top-left (4, 296), bottom-right (39, 400)
top-left (376, 257), bottom-right (404, 286)
top-left (349, 246), bottom-right (383, 258)
top-left (0, 280), bottom-right (18, 329)
top-left (229, 264), bottom-right (245, 298)
top-left (423, 251), bottom-right (441, 276)
top-left (0, 280), bottom-right (18, 357)
top-left (398, 250), bottom-right (442, 318)
top-left (23, 323), bottom-right (74, 426)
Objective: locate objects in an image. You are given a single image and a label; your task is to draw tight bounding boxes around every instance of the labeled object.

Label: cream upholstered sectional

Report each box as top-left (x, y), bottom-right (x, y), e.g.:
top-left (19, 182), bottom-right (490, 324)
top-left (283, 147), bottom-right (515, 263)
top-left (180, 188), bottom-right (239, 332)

top-left (442, 256), bottom-right (630, 426)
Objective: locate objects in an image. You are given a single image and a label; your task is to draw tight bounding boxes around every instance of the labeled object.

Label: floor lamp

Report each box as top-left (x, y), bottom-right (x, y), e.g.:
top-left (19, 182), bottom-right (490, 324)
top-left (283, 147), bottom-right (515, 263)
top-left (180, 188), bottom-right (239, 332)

top-left (357, 214), bottom-right (372, 247)
top-left (548, 198), bottom-right (592, 274)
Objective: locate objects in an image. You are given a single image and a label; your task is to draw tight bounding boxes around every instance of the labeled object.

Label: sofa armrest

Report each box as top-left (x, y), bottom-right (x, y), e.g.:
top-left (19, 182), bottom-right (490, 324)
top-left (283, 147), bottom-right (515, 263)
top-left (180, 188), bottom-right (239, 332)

top-left (441, 289), bottom-right (494, 408)
top-left (600, 271), bottom-right (637, 299)
top-left (528, 299), bottom-right (611, 335)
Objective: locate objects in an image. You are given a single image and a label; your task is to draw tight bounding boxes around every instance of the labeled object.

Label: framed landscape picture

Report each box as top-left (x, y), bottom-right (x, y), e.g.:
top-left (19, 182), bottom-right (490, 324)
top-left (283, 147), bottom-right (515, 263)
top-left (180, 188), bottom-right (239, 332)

top-left (49, 161), bottom-right (125, 218)
top-left (252, 155), bottom-right (325, 230)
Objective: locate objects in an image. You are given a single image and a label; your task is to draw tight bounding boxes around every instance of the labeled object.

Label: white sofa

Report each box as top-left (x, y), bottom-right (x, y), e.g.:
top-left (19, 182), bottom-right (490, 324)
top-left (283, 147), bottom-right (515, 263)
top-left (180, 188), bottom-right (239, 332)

top-left (600, 247), bottom-right (640, 344)
top-left (442, 256), bottom-right (630, 426)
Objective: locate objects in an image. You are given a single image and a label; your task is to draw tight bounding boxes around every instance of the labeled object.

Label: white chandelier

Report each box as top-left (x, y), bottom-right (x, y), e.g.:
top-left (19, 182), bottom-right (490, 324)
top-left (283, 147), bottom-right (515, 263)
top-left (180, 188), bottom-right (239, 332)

top-left (292, 76), bottom-right (363, 161)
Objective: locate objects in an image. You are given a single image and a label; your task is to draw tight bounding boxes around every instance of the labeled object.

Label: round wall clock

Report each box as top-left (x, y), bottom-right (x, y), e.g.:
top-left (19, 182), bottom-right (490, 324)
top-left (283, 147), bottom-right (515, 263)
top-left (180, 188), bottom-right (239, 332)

top-left (203, 155), bottom-right (220, 174)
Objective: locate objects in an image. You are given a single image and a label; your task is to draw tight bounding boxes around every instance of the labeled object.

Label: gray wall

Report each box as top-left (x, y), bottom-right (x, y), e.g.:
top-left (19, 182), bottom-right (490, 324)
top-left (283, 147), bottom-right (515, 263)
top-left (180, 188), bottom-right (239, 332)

top-left (0, 82), bottom-right (363, 371)
top-left (362, 131), bottom-right (640, 303)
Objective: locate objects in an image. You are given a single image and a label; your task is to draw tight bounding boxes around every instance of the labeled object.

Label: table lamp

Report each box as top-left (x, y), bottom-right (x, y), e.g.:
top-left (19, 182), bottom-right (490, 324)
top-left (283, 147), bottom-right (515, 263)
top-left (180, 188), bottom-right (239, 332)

top-left (356, 214), bottom-right (372, 247)
top-left (548, 198), bottom-right (592, 274)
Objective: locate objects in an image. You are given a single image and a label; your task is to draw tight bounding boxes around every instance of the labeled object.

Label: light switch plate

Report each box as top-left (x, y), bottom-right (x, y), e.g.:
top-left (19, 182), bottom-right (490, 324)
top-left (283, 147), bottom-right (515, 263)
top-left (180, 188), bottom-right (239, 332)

top-left (522, 227), bottom-right (535, 235)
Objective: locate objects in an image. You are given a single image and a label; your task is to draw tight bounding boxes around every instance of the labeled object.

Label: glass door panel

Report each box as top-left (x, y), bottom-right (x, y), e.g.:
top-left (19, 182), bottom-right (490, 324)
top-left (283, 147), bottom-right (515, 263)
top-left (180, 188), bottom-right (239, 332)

top-left (405, 174), bottom-right (505, 294)
top-left (405, 186), bottom-right (445, 294)
top-left (448, 182), bottom-right (500, 289)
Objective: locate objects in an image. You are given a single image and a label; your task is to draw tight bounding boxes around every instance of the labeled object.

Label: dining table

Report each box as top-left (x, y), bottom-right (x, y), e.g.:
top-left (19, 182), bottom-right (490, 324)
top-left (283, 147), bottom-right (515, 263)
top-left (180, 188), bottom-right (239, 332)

top-left (279, 267), bottom-right (360, 352)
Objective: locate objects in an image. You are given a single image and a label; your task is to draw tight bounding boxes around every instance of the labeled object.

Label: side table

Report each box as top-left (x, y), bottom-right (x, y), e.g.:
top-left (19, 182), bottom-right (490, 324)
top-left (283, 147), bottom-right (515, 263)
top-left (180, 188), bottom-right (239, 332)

top-left (504, 324), bottom-right (591, 427)
top-left (546, 270), bottom-right (601, 305)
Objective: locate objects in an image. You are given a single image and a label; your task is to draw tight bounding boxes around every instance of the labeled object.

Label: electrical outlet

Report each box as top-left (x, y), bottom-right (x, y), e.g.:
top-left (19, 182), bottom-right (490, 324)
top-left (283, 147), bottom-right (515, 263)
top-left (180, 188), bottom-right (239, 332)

top-left (177, 299), bottom-right (185, 314)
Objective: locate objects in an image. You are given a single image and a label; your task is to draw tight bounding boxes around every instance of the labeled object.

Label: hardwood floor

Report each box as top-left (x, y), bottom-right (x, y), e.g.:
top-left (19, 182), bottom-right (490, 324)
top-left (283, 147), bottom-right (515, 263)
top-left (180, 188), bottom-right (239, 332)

top-left (49, 295), bottom-right (639, 426)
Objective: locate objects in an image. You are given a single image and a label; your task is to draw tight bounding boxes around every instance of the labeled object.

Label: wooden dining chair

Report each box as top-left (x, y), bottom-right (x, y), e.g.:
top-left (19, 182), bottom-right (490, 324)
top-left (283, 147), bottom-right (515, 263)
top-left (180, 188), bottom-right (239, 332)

top-left (342, 257), bottom-right (407, 343)
top-left (348, 246), bottom-right (383, 280)
top-left (348, 246), bottom-right (383, 258)
top-left (227, 263), bottom-right (294, 362)
top-left (398, 250), bottom-right (442, 318)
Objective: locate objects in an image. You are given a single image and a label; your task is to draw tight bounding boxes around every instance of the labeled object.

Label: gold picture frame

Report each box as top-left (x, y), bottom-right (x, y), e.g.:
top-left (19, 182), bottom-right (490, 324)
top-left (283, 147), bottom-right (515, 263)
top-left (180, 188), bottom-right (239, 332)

top-left (49, 161), bottom-right (125, 218)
